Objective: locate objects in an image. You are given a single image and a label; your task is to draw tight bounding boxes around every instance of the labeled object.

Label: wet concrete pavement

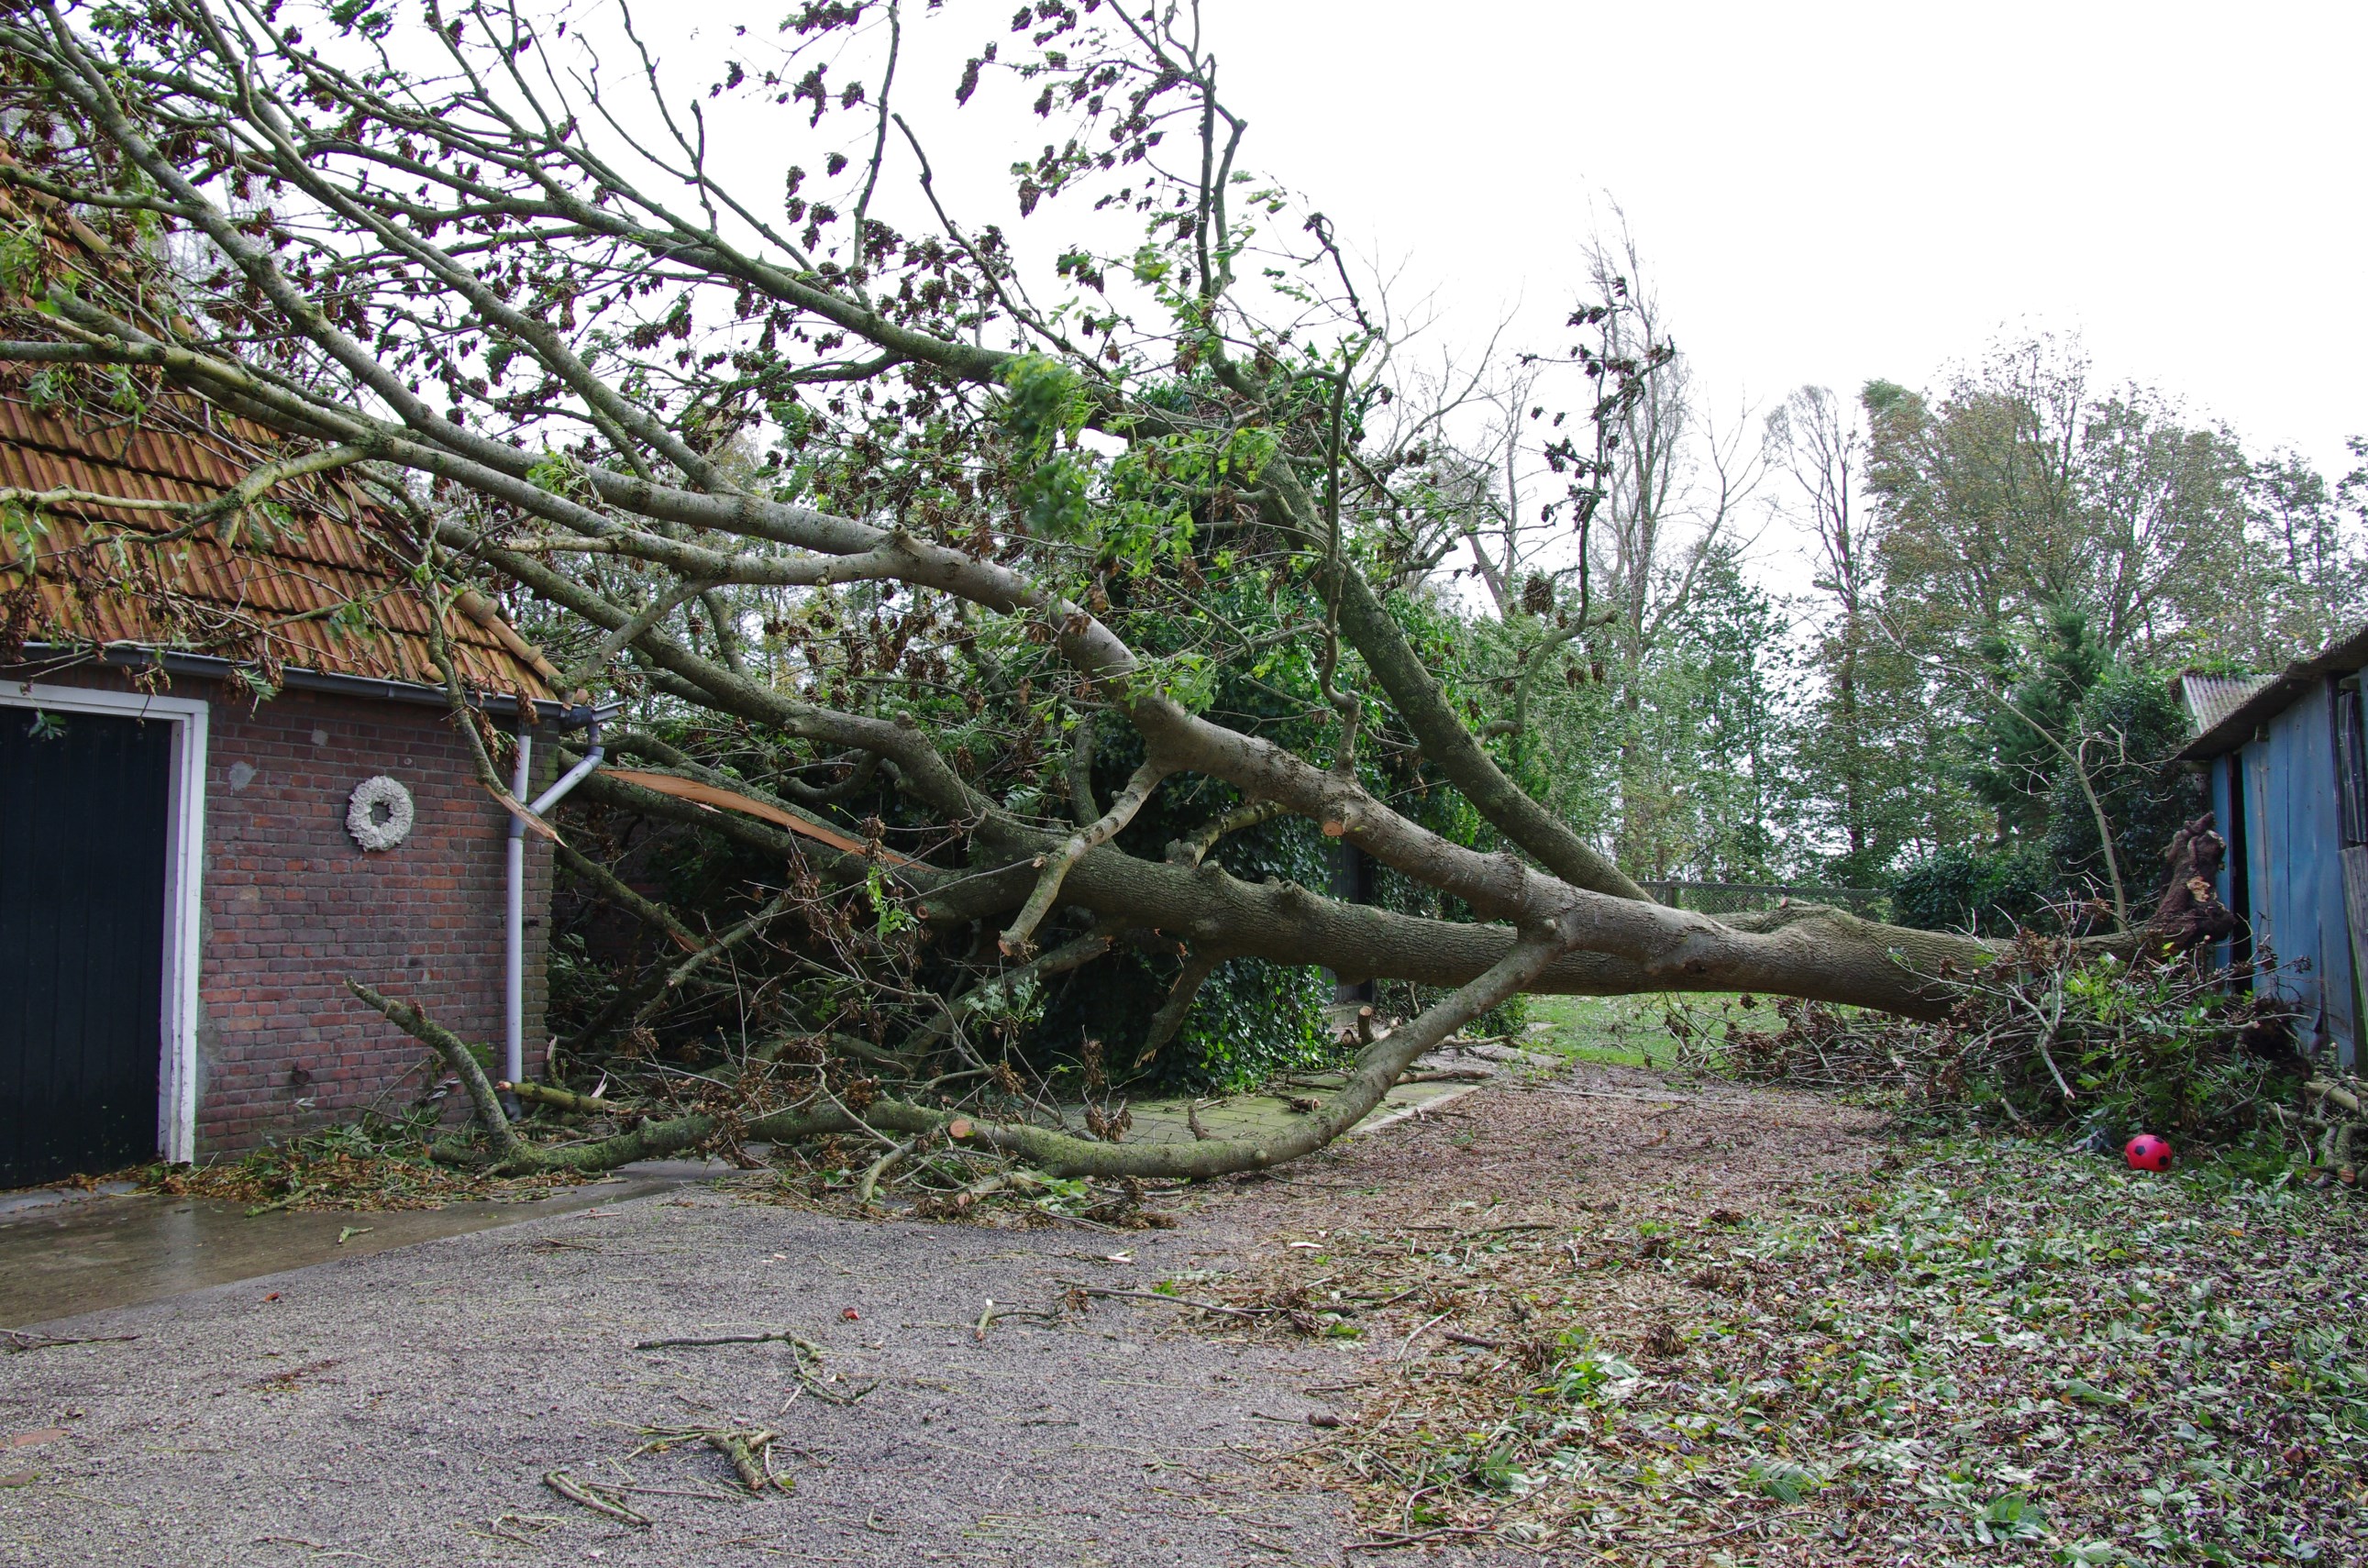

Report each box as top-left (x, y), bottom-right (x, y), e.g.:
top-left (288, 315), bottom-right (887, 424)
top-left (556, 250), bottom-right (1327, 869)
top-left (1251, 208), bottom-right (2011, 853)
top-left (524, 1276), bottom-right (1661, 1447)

top-left (1116, 1067), bottom-right (1489, 1143)
top-left (1100, 1038), bottom-right (1524, 1145)
top-left (0, 1169), bottom-right (709, 1330)
top-left (0, 1084), bottom-right (1484, 1331)
top-left (0, 1041), bottom-right (1523, 1332)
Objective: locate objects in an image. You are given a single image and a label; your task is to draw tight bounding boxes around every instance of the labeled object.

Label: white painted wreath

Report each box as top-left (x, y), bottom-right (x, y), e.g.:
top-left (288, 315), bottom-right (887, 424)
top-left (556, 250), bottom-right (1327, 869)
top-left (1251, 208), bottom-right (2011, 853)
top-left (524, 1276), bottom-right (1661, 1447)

top-left (346, 775), bottom-right (415, 851)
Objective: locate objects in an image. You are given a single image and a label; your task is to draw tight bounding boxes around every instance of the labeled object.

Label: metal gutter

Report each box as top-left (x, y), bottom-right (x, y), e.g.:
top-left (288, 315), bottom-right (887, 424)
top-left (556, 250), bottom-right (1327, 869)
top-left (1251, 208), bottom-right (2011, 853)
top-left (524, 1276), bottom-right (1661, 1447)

top-left (6, 640), bottom-right (613, 726)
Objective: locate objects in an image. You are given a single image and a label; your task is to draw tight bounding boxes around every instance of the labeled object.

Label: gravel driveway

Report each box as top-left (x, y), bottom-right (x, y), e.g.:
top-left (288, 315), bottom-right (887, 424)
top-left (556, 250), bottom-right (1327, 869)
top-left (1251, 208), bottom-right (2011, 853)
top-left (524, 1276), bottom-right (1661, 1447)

top-left (0, 1188), bottom-right (1348, 1567)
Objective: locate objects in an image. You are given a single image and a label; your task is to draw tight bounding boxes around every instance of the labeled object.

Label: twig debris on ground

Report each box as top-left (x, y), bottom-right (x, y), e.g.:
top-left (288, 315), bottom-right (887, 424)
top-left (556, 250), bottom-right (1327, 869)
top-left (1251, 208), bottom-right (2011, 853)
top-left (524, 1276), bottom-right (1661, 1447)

top-left (3, 1331), bottom-right (138, 1354)
top-left (632, 1427), bottom-right (794, 1496)
top-left (630, 1329), bottom-right (876, 1406)
top-left (1162, 1066), bottom-right (2368, 1563)
top-left (541, 1470), bottom-right (651, 1527)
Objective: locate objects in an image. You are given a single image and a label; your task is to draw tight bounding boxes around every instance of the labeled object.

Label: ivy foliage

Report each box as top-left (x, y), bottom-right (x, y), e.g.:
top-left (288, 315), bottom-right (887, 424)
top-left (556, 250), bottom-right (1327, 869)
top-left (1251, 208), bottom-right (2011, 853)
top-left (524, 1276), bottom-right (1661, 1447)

top-left (1890, 845), bottom-right (2055, 937)
top-left (1890, 614), bottom-right (2199, 935)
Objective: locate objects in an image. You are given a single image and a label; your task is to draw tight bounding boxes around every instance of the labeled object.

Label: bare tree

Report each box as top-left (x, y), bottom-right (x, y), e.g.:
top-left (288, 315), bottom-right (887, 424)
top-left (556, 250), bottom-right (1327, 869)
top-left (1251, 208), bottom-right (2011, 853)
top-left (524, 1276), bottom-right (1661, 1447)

top-left (1564, 219), bottom-right (1767, 875)
top-left (0, 0), bottom-right (1991, 1180)
top-left (1770, 384), bottom-right (1876, 864)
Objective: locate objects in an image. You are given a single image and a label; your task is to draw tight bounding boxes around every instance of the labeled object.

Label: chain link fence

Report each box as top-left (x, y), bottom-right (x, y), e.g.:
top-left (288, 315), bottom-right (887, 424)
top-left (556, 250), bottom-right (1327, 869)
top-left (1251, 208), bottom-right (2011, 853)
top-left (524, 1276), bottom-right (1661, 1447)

top-left (1638, 881), bottom-right (1892, 921)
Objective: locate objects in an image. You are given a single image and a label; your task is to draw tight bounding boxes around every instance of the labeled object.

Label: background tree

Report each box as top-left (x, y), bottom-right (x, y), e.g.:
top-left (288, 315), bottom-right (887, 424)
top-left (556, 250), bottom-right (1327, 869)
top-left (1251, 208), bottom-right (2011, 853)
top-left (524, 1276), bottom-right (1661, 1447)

top-left (1767, 383), bottom-right (1951, 883)
top-left (2246, 446), bottom-right (2366, 657)
top-left (1466, 221), bottom-right (1776, 877)
top-left (1844, 335), bottom-right (2337, 927)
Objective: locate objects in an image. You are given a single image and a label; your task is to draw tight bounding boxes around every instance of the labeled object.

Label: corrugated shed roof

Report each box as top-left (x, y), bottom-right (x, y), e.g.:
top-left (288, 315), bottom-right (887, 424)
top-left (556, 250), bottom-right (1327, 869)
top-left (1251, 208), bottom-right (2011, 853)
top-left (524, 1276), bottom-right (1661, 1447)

top-left (0, 388), bottom-right (552, 701)
top-left (2179, 671), bottom-right (2278, 736)
top-left (2177, 621), bottom-right (2368, 760)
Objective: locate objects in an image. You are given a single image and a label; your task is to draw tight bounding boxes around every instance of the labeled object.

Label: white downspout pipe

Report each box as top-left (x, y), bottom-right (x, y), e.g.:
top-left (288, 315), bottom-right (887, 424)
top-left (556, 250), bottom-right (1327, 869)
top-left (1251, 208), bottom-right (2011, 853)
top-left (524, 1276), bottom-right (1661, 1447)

top-left (504, 723), bottom-right (531, 1092)
top-left (530, 725), bottom-right (608, 819)
top-left (505, 717), bottom-right (604, 1090)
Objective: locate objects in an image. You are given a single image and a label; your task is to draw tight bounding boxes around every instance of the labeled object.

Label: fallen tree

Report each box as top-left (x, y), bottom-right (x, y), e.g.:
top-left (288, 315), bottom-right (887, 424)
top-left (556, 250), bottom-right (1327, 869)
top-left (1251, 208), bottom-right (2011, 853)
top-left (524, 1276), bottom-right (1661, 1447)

top-left (1, 0), bottom-right (2006, 1182)
top-left (1701, 904), bottom-right (2313, 1154)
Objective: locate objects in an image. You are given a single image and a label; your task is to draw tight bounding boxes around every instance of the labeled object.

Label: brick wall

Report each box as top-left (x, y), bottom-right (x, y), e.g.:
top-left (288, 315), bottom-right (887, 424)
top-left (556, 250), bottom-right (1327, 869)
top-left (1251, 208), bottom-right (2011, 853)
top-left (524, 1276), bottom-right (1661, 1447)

top-left (19, 667), bottom-right (557, 1156)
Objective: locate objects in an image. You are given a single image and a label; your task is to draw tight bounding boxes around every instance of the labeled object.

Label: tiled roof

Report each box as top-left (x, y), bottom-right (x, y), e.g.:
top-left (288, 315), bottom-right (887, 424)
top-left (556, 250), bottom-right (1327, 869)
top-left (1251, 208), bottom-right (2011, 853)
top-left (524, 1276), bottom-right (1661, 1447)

top-left (0, 173), bottom-right (550, 702)
top-left (0, 387), bottom-right (552, 701)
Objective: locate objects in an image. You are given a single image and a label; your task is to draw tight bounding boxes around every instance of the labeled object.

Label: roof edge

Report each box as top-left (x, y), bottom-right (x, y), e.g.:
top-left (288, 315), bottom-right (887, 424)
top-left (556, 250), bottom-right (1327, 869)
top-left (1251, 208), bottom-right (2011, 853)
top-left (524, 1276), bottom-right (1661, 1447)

top-left (2176, 620), bottom-right (2368, 760)
top-left (6, 642), bottom-right (604, 727)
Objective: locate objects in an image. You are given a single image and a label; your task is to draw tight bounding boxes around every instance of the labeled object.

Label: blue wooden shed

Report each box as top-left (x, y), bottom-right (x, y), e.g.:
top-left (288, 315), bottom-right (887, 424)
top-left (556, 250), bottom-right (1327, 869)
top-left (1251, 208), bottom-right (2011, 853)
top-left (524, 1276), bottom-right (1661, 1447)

top-left (2178, 622), bottom-right (2368, 1067)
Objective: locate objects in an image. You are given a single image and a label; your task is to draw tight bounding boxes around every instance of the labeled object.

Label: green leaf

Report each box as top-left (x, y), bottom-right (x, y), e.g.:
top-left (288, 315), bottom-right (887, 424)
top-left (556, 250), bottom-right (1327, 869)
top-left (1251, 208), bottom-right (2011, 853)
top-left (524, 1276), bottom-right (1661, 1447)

top-left (1751, 1460), bottom-right (1821, 1504)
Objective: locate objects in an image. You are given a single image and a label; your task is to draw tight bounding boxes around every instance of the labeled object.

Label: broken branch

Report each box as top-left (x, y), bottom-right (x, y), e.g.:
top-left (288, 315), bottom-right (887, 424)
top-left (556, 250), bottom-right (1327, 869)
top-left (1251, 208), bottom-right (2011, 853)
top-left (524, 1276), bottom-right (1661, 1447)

top-left (542, 1471), bottom-right (651, 1527)
top-left (999, 760), bottom-right (1170, 955)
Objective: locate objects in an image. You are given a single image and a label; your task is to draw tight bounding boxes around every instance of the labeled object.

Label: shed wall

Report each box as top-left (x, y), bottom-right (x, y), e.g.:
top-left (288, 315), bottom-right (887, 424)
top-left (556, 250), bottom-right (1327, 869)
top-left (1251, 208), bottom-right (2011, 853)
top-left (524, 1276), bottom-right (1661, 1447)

top-left (2234, 680), bottom-right (2360, 1066)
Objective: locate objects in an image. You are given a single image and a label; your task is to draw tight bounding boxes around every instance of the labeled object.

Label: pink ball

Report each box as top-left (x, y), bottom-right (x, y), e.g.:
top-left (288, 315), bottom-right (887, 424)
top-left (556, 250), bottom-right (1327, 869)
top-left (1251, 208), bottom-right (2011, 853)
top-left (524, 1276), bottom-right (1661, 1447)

top-left (2124, 1133), bottom-right (2174, 1171)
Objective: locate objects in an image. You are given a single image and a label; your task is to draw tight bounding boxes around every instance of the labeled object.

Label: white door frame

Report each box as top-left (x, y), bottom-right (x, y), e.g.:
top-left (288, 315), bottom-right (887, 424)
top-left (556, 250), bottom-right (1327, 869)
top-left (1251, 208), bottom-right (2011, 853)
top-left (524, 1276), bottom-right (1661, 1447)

top-left (1, 678), bottom-right (209, 1163)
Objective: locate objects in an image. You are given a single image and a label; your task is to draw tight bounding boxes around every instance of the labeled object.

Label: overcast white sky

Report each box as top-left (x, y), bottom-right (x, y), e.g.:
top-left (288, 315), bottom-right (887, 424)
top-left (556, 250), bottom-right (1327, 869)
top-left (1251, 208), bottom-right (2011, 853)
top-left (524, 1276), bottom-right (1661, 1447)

top-left (671, 0), bottom-right (2362, 491)
top-left (1167, 0), bottom-right (2365, 485)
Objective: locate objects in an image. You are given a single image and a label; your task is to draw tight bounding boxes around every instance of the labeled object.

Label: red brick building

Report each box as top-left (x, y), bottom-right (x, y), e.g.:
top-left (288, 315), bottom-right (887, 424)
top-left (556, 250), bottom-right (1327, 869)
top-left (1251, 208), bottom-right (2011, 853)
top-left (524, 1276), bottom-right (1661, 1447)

top-left (1, 385), bottom-right (578, 1186)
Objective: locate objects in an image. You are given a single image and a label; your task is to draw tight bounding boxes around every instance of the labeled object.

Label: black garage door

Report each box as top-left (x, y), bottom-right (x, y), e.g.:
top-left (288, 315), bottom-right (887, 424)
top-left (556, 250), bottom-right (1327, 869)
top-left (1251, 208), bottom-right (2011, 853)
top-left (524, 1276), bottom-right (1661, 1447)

top-left (0, 704), bottom-right (172, 1187)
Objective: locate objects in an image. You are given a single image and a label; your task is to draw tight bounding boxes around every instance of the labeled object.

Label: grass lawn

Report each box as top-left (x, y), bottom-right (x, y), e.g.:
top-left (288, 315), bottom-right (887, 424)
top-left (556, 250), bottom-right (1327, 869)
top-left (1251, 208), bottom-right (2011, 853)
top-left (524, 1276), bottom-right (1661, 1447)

top-left (1521, 992), bottom-right (1791, 1071)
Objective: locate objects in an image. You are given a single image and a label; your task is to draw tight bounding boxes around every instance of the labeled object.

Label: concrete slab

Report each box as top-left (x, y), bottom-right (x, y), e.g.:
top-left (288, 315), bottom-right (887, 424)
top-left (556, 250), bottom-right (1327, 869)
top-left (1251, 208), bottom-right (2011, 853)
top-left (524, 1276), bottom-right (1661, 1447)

top-left (1115, 1050), bottom-right (1509, 1145)
top-left (0, 1181), bottom-right (138, 1220)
